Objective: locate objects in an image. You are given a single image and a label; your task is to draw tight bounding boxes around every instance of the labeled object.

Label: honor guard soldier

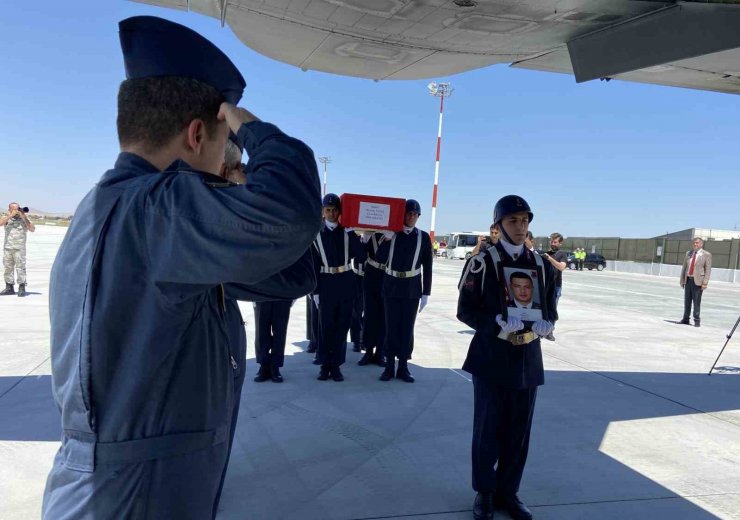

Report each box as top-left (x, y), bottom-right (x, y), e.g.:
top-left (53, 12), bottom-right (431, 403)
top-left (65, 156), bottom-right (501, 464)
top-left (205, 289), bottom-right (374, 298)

top-left (311, 194), bottom-right (366, 381)
top-left (376, 199), bottom-right (433, 383)
top-left (357, 232), bottom-right (388, 367)
top-left (42, 17), bottom-right (321, 520)
top-left (253, 300), bottom-right (293, 382)
top-left (457, 195), bottom-right (557, 520)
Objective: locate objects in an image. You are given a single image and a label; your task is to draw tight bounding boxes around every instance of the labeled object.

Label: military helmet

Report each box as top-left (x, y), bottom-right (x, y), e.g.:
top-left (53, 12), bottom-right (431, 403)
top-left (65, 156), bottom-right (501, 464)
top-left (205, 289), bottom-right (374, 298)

top-left (322, 193), bottom-right (341, 211)
top-left (405, 199), bottom-right (422, 215)
top-left (492, 195), bottom-right (533, 225)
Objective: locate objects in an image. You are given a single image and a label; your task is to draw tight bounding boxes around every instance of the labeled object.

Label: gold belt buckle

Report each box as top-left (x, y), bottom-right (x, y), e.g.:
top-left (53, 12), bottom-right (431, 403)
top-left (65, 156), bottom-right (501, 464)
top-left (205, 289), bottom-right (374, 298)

top-left (508, 331), bottom-right (535, 346)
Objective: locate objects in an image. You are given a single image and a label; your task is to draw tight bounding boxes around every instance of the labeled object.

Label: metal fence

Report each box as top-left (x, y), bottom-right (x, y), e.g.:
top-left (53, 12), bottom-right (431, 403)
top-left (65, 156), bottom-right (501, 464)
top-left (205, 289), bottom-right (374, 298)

top-left (535, 236), bottom-right (740, 270)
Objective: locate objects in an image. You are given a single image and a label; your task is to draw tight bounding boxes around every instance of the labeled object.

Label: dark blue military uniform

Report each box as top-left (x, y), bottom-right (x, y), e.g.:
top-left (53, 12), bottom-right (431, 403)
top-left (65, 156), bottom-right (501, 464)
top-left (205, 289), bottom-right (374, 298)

top-left (377, 227), bottom-right (433, 366)
top-left (254, 300), bottom-right (292, 369)
top-left (350, 261), bottom-right (364, 351)
top-left (311, 224), bottom-right (365, 372)
top-left (360, 234), bottom-right (388, 362)
top-left (457, 243), bottom-right (557, 499)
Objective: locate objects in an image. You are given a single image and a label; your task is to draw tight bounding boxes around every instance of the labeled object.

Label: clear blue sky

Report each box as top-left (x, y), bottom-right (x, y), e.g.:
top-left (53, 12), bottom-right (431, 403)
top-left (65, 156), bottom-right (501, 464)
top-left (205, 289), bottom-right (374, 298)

top-left (1, 1), bottom-right (738, 237)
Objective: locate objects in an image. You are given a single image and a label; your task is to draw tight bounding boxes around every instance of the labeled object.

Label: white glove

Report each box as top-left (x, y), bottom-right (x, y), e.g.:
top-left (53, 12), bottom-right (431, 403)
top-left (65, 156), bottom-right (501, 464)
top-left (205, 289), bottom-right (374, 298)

top-left (496, 314), bottom-right (524, 334)
top-left (312, 294), bottom-right (320, 308)
top-left (360, 231), bottom-right (373, 243)
top-left (383, 230), bottom-right (395, 240)
top-left (419, 295), bottom-right (429, 313)
top-left (532, 320), bottom-right (554, 337)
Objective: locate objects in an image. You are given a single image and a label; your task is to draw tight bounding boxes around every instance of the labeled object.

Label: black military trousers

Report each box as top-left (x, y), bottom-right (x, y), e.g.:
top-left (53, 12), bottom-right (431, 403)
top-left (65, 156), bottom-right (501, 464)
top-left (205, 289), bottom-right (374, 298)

top-left (254, 301), bottom-right (292, 367)
top-left (384, 297), bottom-right (418, 361)
top-left (363, 290), bottom-right (385, 354)
top-left (318, 295), bottom-right (353, 367)
top-left (350, 281), bottom-right (364, 345)
top-left (308, 297), bottom-right (321, 350)
top-left (471, 376), bottom-right (538, 496)
top-left (683, 277), bottom-right (703, 322)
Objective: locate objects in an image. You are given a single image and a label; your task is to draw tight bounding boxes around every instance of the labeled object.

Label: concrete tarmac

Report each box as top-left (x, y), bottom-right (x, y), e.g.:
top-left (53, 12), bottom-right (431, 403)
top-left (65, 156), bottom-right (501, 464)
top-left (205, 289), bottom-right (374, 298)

top-left (1, 226), bottom-right (739, 519)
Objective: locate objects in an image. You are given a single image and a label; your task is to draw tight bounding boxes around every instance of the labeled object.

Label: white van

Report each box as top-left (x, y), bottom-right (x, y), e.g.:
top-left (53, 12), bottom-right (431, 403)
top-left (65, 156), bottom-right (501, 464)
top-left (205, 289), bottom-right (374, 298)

top-left (445, 231), bottom-right (488, 260)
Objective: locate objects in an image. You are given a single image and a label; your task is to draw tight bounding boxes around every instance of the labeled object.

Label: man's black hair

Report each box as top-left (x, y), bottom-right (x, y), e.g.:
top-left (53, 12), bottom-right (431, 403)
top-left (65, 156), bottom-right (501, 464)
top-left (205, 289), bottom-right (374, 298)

top-left (509, 271), bottom-right (533, 285)
top-left (117, 76), bottom-right (224, 150)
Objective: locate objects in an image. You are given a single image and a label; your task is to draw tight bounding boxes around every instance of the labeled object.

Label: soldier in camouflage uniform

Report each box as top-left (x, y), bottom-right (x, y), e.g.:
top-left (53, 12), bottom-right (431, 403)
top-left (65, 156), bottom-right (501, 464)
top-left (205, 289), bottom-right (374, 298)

top-left (1, 202), bottom-right (35, 297)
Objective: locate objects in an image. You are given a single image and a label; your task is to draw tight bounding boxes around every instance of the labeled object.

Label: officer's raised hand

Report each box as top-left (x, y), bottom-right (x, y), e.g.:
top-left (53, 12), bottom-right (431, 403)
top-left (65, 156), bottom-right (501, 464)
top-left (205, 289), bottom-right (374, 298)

top-left (218, 103), bottom-right (260, 131)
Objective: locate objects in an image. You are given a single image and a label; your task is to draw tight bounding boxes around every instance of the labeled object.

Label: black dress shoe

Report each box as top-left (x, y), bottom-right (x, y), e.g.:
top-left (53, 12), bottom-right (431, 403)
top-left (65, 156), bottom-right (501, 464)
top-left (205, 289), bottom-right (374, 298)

top-left (694, 321), bottom-right (701, 328)
top-left (495, 494), bottom-right (532, 520)
top-left (271, 367), bottom-right (284, 383)
top-left (358, 351), bottom-right (374, 366)
top-left (374, 354), bottom-right (386, 367)
top-left (396, 366), bottom-right (415, 383)
top-left (331, 367), bottom-right (344, 382)
top-left (473, 492), bottom-right (494, 520)
top-left (379, 364), bottom-right (395, 382)
top-left (317, 367), bottom-right (330, 381)
top-left (678, 319), bottom-right (690, 325)
top-left (253, 365), bottom-right (271, 383)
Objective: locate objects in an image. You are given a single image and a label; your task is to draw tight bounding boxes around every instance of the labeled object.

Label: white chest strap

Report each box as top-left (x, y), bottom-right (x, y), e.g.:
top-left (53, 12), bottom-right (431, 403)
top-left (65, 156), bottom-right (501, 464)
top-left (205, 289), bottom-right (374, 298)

top-left (316, 230), bottom-right (352, 275)
top-left (386, 230), bottom-right (423, 279)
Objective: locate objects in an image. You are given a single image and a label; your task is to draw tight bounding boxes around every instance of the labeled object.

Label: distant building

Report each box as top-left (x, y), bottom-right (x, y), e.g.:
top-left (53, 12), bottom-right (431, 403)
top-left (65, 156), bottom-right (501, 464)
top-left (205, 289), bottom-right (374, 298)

top-left (653, 228), bottom-right (740, 241)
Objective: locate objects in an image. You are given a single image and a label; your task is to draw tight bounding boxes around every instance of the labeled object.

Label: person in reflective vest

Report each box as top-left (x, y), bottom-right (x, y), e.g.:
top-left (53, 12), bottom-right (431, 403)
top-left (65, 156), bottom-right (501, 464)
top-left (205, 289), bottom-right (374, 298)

top-left (310, 194), bottom-right (366, 381)
top-left (457, 195), bottom-right (558, 520)
top-left (376, 199), bottom-right (433, 383)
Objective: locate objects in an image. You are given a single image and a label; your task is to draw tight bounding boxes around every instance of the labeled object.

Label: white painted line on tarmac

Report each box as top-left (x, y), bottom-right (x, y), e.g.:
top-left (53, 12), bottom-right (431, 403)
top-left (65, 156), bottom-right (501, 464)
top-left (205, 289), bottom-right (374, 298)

top-left (567, 282), bottom-right (740, 310)
top-left (449, 368), bottom-right (471, 382)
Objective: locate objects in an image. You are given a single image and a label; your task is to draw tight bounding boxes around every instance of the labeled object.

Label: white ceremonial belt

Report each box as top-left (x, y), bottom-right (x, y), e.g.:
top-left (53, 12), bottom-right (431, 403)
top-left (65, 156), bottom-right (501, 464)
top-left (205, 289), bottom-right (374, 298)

top-left (385, 267), bottom-right (422, 279)
top-left (320, 264), bottom-right (353, 274)
top-left (366, 258), bottom-right (386, 271)
top-left (352, 265), bottom-right (365, 276)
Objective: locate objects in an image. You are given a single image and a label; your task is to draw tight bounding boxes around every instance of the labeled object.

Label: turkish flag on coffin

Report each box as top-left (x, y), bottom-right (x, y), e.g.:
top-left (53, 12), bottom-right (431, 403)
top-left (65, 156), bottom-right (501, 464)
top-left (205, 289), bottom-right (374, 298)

top-left (339, 193), bottom-right (406, 232)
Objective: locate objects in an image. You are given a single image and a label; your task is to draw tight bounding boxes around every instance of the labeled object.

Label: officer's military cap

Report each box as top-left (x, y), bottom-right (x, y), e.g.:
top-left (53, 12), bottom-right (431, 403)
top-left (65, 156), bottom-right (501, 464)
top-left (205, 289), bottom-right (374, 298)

top-left (493, 195), bottom-right (533, 224)
top-left (119, 16), bottom-right (246, 104)
top-left (322, 193), bottom-right (341, 211)
top-left (405, 199), bottom-right (422, 215)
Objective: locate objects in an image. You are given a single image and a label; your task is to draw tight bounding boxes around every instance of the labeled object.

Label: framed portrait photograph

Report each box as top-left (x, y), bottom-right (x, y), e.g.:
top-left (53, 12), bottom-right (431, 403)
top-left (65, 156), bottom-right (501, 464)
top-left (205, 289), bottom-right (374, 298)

top-left (503, 267), bottom-right (543, 323)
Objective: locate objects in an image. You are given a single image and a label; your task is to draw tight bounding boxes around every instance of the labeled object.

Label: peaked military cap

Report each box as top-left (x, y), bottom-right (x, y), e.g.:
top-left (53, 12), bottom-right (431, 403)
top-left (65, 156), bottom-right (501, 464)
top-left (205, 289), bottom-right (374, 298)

top-left (119, 16), bottom-right (246, 104)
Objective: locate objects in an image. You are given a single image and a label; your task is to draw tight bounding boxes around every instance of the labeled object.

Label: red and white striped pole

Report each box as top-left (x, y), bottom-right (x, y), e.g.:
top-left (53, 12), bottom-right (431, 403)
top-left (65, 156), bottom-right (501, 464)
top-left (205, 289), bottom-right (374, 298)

top-left (318, 156), bottom-right (331, 197)
top-left (427, 82), bottom-right (452, 243)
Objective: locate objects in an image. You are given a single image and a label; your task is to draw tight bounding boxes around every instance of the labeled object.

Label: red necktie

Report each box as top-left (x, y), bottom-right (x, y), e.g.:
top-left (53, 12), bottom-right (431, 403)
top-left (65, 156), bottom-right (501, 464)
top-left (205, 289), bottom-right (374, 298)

top-left (688, 252), bottom-right (696, 276)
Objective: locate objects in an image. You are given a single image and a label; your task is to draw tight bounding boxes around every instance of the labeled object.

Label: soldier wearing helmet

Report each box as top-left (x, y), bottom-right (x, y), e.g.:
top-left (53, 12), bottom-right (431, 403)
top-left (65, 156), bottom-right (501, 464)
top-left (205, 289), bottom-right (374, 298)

top-left (457, 195), bottom-right (558, 520)
top-left (310, 193), bottom-right (366, 382)
top-left (375, 199), bottom-right (433, 383)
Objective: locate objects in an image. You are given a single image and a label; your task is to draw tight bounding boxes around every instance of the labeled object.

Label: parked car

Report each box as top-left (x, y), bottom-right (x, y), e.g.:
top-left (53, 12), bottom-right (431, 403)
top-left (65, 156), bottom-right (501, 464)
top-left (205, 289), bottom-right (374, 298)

top-left (566, 253), bottom-right (606, 271)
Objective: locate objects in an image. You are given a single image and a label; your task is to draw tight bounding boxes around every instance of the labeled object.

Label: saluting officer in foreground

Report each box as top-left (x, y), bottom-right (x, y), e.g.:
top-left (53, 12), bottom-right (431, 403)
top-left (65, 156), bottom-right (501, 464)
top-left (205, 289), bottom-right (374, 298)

top-left (376, 199), bottom-right (433, 383)
top-left (42, 16), bottom-right (321, 520)
top-left (311, 194), bottom-right (366, 381)
top-left (457, 195), bottom-right (557, 520)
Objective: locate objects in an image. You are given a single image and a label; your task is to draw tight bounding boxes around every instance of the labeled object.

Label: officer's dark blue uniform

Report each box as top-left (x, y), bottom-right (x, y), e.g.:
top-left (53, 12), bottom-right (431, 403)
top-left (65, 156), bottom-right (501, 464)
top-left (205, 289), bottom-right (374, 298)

top-left (42, 17), bottom-right (321, 520)
top-left (358, 233), bottom-right (388, 366)
top-left (456, 196), bottom-right (557, 520)
top-left (350, 264), bottom-right (364, 352)
top-left (311, 194), bottom-right (366, 381)
top-left (253, 300), bottom-right (293, 382)
top-left (376, 200), bottom-right (433, 383)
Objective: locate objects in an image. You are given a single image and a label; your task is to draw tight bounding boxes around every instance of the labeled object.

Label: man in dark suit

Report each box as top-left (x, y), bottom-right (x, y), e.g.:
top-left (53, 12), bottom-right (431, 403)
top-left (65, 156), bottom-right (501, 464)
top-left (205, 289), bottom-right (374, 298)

top-left (457, 195), bottom-right (558, 520)
top-left (376, 199), bottom-right (433, 383)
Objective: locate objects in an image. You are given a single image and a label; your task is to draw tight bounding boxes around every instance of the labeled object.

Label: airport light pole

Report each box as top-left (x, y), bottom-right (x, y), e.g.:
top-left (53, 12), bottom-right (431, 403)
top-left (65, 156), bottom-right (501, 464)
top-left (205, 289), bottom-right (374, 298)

top-left (318, 156), bottom-right (331, 197)
top-left (427, 82), bottom-right (453, 243)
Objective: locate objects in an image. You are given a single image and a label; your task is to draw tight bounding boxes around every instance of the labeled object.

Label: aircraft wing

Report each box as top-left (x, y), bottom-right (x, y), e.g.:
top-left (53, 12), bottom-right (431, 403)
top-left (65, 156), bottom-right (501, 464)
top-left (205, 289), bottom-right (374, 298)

top-left (130, 0), bottom-right (740, 94)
